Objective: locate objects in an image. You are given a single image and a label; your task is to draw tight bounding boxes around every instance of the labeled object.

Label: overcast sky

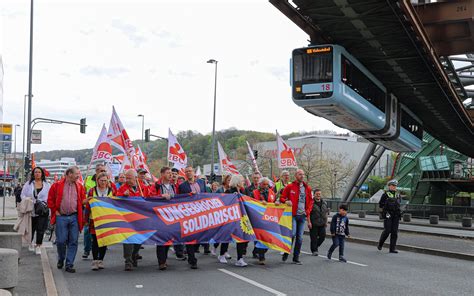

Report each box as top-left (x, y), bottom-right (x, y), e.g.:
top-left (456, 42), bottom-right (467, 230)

top-left (1, 0), bottom-right (346, 152)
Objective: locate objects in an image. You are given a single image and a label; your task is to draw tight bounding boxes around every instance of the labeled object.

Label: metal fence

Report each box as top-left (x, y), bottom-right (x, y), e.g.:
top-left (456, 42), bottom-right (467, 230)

top-left (326, 200), bottom-right (474, 220)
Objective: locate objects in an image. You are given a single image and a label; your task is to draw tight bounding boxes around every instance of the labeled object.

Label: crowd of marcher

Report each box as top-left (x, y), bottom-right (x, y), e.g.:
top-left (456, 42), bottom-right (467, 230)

top-left (14, 163), bottom-right (402, 273)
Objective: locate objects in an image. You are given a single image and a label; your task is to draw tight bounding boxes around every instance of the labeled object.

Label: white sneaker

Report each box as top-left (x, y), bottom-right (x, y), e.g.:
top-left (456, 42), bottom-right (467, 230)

top-left (218, 255), bottom-right (227, 264)
top-left (35, 246), bottom-right (41, 255)
top-left (29, 244), bottom-right (35, 252)
top-left (224, 252), bottom-right (232, 259)
top-left (210, 247), bottom-right (217, 256)
top-left (235, 258), bottom-right (248, 267)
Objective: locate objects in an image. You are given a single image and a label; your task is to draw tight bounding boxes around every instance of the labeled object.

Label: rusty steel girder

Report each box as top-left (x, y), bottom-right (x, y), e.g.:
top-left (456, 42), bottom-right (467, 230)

top-left (414, 0), bottom-right (474, 56)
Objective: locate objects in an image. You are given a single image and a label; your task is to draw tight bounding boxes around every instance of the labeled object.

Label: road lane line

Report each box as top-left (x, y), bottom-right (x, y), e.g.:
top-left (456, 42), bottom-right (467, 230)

top-left (300, 251), bottom-right (368, 267)
top-left (218, 269), bottom-right (287, 296)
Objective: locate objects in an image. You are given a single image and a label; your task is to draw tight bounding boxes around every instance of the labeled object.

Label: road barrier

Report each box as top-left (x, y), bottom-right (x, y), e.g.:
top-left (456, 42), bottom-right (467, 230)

top-left (326, 200), bottom-right (474, 220)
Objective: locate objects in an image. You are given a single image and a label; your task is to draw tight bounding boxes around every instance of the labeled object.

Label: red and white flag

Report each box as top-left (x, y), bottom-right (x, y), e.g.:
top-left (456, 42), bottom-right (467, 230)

top-left (107, 106), bottom-right (135, 157)
top-left (90, 124), bottom-right (112, 164)
top-left (167, 129), bottom-right (187, 170)
top-left (276, 131), bottom-right (298, 169)
top-left (246, 141), bottom-right (260, 174)
top-left (218, 141), bottom-right (240, 175)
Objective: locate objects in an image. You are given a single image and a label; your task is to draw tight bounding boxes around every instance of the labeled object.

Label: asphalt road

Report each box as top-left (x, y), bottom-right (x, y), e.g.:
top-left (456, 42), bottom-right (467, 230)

top-left (46, 235), bottom-right (474, 296)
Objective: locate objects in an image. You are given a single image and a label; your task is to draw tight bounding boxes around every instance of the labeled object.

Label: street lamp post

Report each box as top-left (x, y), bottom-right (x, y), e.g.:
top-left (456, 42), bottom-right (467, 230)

top-left (137, 114), bottom-right (144, 143)
top-left (207, 59), bottom-right (218, 180)
top-left (25, 0), bottom-right (34, 178)
top-left (14, 124), bottom-right (20, 179)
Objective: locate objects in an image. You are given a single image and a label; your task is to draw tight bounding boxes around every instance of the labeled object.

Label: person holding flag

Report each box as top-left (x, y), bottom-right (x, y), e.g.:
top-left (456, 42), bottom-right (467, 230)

top-left (252, 177), bottom-right (279, 265)
top-left (274, 170), bottom-right (290, 199)
top-left (84, 172), bottom-right (116, 271)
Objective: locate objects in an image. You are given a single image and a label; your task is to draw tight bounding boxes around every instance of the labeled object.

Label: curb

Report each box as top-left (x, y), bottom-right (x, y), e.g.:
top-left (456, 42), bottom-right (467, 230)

top-left (349, 216), bottom-right (474, 232)
top-left (40, 247), bottom-right (58, 296)
top-left (304, 231), bottom-right (474, 261)
top-left (348, 223), bottom-right (474, 240)
top-left (345, 237), bottom-right (474, 262)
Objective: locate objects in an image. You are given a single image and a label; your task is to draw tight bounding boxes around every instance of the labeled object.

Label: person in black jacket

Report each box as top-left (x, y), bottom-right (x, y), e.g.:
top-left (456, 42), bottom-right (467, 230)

top-left (327, 204), bottom-right (350, 262)
top-left (378, 179), bottom-right (401, 253)
top-left (309, 189), bottom-right (330, 256)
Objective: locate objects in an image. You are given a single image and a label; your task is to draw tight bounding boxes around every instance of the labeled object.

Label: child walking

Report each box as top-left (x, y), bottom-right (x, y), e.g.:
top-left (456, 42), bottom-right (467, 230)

top-left (327, 204), bottom-right (350, 262)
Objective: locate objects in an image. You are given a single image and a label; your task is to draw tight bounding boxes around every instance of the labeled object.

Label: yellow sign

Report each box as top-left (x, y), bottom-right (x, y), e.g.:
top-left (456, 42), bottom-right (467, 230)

top-left (306, 47), bottom-right (332, 54)
top-left (0, 124), bottom-right (12, 135)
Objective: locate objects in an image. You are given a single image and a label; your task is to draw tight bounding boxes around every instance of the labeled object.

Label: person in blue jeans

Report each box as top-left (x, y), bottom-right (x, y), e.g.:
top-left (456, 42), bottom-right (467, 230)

top-left (279, 169), bottom-right (313, 265)
top-left (47, 166), bottom-right (86, 273)
top-left (327, 204), bottom-right (350, 262)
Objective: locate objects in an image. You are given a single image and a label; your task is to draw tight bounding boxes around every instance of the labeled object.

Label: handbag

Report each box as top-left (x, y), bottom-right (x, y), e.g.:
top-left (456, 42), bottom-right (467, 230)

top-left (34, 201), bottom-right (49, 216)
top-left (33, 187), bottom-right (49, 216)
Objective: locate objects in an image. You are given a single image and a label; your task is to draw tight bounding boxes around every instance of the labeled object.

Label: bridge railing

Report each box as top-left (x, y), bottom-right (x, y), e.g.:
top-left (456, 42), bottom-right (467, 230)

top-left (326, 200), bottom-right (474, 220)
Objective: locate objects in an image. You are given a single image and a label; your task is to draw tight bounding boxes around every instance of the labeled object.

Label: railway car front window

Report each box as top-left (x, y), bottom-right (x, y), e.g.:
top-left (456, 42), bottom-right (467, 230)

top-left (293, 50), bottom-right (333, 84)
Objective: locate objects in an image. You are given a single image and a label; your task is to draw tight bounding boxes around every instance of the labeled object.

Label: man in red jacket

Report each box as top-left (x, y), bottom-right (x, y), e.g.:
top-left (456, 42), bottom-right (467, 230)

top-left (117, 169), bottom-right (148, 271)
top-left (47, 166), bottom-right (86, 273)
top-left (280, 169), bottom-right (313, 264)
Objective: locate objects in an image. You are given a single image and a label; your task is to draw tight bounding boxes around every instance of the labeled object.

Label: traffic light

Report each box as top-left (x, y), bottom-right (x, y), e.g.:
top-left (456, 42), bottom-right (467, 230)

top-left (145, 129), bottom-right (150, 142)
top-left (253, 150), bottom-right (258, 159)
top-left (80, 118), bottom-right (87, 134)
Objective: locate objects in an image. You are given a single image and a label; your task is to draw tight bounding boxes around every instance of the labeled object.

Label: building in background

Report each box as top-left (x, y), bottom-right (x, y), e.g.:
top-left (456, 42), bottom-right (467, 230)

top-left (36, 157), bottom-right (77, 178)
top-left (256, 134), bottom-right (393, 177)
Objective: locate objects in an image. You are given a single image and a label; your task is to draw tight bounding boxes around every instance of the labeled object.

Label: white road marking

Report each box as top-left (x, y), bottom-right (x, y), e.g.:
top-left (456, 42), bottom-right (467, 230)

top-left (300, 251), bottom-right (368, 267)
top-left (218, 269), bottom-right (287, 296)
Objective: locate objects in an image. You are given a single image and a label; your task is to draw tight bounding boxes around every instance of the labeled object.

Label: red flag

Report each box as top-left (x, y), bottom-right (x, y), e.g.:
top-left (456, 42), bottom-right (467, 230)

top-left (168, 129), bottom-right (187, 171)
top-left (218, 141), bottom-right (240, 175)
top-left (107, 106), bottom-right (135, 157)
top-left (31, 153), bottom-right (36, 169)
top-left (276, 131), bottom-right (297, 169)
top-left (91, 124), bottom-right (112, 164)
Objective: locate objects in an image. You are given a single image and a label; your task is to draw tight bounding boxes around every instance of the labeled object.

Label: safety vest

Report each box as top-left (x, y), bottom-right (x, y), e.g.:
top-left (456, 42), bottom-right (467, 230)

top-left (385, 190), bottom-right (400, 213)
top-left (91, 187), bottom-right (114, 198)
top-left (84, 175), bottom-right (96, 193)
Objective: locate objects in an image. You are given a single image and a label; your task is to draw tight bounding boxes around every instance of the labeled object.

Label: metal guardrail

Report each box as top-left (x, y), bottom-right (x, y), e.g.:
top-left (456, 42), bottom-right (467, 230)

top-left (326, 200), bottom-right (474, 220)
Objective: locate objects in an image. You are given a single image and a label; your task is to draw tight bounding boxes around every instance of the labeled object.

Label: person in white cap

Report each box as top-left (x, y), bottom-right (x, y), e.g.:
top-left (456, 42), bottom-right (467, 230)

top-left (377, 179), bottom-right (401, 253)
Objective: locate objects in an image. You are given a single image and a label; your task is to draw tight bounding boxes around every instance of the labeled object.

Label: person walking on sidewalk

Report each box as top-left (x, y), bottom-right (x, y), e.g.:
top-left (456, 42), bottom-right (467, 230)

top-left (21, 167), bottom-right (51, 255)
top-left (280, 169), bottom-right (313, 265)
top-left (327, 204), bottom-right (350, 262)
top-left (309, 189), bottom-right (330, 256)
top-left (378, 179), bottom-right (402, 253)
top-left (47, 166), bottom-right (86, 273)
top-left (85, 172), bottom-right (115, 271)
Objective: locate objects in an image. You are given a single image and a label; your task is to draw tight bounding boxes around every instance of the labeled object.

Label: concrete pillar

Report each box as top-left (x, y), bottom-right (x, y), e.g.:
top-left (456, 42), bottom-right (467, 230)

top-left (0, 233), bottom-right (22, 257)
top-left (0, 248), bottom-right (18, 289)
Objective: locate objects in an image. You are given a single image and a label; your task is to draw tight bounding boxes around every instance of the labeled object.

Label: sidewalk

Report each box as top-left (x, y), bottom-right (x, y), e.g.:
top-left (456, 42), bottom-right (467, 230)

top-left (8, 247), bottom-right (47, 296)
top-left (347, 212), bottom-right (473, 231)
top-left (340, 213), bottom-right (474, 239)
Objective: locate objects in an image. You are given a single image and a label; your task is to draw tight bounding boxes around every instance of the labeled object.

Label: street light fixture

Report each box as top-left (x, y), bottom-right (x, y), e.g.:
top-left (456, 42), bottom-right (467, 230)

top-left (207, 59), bottom-right (218, 180)
top-left (137, 114), bottom-right (144, 143)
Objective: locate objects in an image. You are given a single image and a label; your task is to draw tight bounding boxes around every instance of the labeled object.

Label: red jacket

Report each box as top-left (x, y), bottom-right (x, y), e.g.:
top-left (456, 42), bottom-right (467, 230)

top-left (152, 180), bottom-right (179, 196)
top-left (47, 178), bottom-right (86, 231)
top-left (280, 180), bottom-right (313, 217)
top-left (253, 188), bottom-right (276, 203)
top-left (117, 183), bottom-right (148, 197)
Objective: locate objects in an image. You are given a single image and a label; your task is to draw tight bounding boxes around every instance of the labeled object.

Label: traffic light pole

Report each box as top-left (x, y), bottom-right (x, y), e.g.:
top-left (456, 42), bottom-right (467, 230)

top-left (24, 117), bottom-right (87, 178)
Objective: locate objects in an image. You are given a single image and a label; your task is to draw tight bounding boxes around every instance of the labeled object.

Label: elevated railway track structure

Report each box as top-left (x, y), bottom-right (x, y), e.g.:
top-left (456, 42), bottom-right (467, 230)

top-left (270, 0), bottom-right (474, 202)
